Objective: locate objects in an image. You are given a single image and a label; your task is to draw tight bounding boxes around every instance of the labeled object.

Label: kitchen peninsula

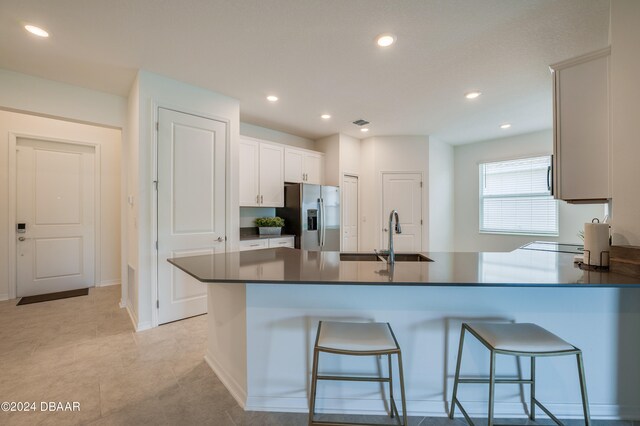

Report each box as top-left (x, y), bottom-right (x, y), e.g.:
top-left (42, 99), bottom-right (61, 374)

top-left (168, 249), bottom-right (640, 420)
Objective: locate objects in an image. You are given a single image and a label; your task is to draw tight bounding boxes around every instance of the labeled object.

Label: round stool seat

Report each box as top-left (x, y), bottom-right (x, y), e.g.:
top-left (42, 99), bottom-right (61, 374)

top-left (317, 321), bottom-right (398, 352)
top-left (467, 322), bottom-right (575, 353)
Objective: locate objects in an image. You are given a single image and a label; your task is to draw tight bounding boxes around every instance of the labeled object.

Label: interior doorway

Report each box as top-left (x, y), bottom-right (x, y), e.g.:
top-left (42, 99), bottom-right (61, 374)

top-left (156, 108), bottom-right (227, 324)
top-left (15, 138), bottom-right (98, 297)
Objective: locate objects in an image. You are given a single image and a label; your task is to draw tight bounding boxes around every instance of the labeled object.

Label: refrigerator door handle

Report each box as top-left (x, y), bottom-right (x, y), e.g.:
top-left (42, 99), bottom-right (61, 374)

top-left (317, 198), bottom-right (322, 246)
top-left (321, 197), bottom-right (326, 247)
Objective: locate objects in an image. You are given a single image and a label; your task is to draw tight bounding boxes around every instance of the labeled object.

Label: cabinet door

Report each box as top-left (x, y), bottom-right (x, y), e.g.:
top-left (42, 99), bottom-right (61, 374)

top-left (553, 50), bottom-right (610, 201)
top-left (259, 143), bottom-right (284, 207)
top-left (284, 148), bottom-right (304, 183)
top-left (304, 152), bottom-right (323, 185)
top-left (239, 138), bottom-right (260, 206)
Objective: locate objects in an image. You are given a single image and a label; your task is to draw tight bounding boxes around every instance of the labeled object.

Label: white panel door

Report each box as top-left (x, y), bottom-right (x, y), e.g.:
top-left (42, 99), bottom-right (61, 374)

top-left (259, 143), bottom-right (284, 207)
top-left (157, 108), bottom-right (226, 324)
top-left (304, 153), bottom-right (323, 184)
top-left (381, 173), bottom-right (422, 252)
top-left (16, 139), bottom-right (95, 297)
top-left (284, 148), bottom-right (304, 183)
top-left (342, 174), bottom-right (359, 252)
top-left (239, 138), bottom-right (259, 206)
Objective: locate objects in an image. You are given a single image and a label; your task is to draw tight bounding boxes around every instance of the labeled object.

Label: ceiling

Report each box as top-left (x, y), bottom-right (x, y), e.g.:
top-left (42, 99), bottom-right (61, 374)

top-left (0, 0), bottom-right (610, 144)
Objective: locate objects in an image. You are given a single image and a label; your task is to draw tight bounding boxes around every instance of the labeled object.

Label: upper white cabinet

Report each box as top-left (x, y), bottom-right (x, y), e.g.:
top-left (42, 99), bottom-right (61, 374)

top-left (239, 137), bottom-right (284, 207)
top-left (551, 47), bottom-right (610, 202)
top-left (284, 147), bottom-right (324, 184)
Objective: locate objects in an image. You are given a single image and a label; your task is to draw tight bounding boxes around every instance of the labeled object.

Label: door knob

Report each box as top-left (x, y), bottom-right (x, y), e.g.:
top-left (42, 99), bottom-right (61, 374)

top-left (18, 236), bottom-right (26, 241)
top-left (383, 228), bottom-right (388, 232)
top-left (216, 237), bottom-right (224, 242)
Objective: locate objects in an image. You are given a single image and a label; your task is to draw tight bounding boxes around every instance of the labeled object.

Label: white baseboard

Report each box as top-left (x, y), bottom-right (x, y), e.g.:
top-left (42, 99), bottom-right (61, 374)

top-left (245, 395), bottom-right (639, 420)
top-left (97, 280), bottom-right (120, 287)
top-left (125, 300), bottom-right (152, 332)
top-left (119, 299), bottom-right (127, 309)
top-left (0, 293), bottom-right (8, 301)
top-left (204, 351), bottom-right (247, 409)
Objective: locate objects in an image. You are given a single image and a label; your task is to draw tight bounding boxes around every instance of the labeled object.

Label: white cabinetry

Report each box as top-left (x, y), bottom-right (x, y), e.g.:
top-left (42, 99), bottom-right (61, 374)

top-left (239, 137), bottom-right (284, 207)
top-left (551, 47), bottom-right (610, 202)
top-left (284, 147), bottom-right (324, 184)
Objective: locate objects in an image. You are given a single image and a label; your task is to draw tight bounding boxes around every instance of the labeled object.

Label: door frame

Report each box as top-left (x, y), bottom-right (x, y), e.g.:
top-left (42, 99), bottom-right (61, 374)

top-left (341, 173), bottom-right (359, 252)
top-left (7, 132), bottom-right (102, 300)
top-left (379, 171), bottom-right (424, 250)
top-left (151, 102), bottom-right (231, 328)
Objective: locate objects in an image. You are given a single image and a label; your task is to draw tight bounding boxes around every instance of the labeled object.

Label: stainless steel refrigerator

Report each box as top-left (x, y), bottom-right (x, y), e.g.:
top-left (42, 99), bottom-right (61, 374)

top-left (276, 183), bottom-right (340, 251)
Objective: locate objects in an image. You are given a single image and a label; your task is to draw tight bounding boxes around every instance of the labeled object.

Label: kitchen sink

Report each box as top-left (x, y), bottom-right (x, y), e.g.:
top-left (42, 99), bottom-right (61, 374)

top-left (339, 252), bottom-right (433, 262)
top-left (339, 253), bottom-right (383, 262)
top-left (378, 253), bottom-right (433, 262)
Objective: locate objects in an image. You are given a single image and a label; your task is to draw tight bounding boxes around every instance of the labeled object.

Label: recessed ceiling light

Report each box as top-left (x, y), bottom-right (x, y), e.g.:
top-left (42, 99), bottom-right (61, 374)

top-left (24, 24), bottom-right (49, 38)
top-left (266, 95), bottom-right (278, 102)
top-left (465, 91), bottom-right (482, 100)
top-left (360, 128), bottom-right (369, 133)
top-left (321, 114), bottom-right (331, 120)
top-left (500, 123), bottom-right (511, 129)
top-left (376, 33), bottom-right (396, 47)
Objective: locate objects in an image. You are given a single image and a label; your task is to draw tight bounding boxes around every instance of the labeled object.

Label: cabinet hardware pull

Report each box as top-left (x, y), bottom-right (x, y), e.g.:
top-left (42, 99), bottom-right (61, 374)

top-left (256, 194), bottom-right (259, 204)
top-left (260, 195), bottom-right (263, 203)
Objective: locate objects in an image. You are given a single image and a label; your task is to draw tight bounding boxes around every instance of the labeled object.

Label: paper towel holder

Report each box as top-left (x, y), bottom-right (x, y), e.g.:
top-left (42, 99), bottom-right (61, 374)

top-left (581, 249), bottom-right (610, 271)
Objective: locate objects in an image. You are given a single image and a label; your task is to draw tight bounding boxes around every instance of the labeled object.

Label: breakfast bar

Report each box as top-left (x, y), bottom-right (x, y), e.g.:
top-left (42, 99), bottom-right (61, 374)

top-left (168, 248), bottom-right (640, 420)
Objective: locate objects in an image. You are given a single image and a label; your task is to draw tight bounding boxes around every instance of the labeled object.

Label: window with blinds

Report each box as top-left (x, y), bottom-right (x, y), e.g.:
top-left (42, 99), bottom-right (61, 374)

top-left (479, 156), bottom-right (558, 236)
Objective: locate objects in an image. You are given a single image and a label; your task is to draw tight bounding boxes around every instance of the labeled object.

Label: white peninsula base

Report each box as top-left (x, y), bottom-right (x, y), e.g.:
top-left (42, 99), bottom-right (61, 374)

top-left (204, 283), bottom-right (640, 420)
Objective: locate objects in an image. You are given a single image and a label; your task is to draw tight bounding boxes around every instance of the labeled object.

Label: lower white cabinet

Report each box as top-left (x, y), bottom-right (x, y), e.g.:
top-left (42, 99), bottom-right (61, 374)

top-left (268, 237), bottom-right (295, 248)
top-left (239, 236), bottom-right (294, 252)
top-left (239, 239), bottom-right (269, 252)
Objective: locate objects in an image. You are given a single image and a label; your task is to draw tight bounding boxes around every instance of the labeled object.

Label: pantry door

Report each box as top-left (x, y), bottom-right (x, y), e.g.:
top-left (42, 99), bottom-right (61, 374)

top-left (381, 172), bottom-right (422, 252)
top-left (16, 139), bottom-right (96, 297)
top-left (157, 108), bottom-right (227, 324)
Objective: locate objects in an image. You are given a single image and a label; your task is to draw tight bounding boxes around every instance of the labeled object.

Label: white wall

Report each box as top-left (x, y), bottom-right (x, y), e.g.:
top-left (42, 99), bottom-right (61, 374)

top-left (428, 138), bottom-right (454, 251)
top-left (339, 134), bottom-right (361, 177)
top-left (0, 110), bottom-right (121, 300)
top-left (315, 134), bottom-right (340, 186)
top-left (240, 122), bottom-right (315, 150)
top-left (454, 130), bottom-right (604, 252)
top-left (0, 69), bottom-right (126, 129)
top-left (359, 136), bottom-right (430, 252)
top-left (610, 0), bottom-right (640, 246)
top-left (127, 70), bottom-right (239, 329)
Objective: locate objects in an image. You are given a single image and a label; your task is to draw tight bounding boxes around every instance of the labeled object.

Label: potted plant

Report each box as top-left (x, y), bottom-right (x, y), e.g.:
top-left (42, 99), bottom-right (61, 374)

top-left (256, 217), bottom-right (285, 235)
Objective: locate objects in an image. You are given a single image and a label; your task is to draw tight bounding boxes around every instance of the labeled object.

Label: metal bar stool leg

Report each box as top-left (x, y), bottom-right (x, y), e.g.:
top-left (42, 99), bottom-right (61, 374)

top-left (488, 351), bottom-right (496, 426)
top-left (388, 354), bottom-right (395, 418)
top-left (449, 326), bottom-right (466, 419)
top-left (576, 352), bottom-right (591, 426)
top-left (308, 348), bottom-right (320, 426)
top-left (530, 357), bottom-right (536, 421)
top-left (397, 351), bottom-right (408, 426)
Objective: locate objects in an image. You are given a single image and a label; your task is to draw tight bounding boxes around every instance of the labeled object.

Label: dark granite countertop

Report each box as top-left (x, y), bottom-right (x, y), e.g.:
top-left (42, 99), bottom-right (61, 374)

top-left (167, 248), bottom-right (640, 287)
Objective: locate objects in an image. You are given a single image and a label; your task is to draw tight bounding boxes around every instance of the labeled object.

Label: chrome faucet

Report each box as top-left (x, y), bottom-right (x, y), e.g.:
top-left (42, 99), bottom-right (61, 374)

top-left (387, 210), bottom-right (402, 264)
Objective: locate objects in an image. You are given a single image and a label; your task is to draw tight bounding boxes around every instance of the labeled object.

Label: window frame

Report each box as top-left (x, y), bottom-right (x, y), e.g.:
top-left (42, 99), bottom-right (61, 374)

top-left (478, 155), bottom-right (559, 237)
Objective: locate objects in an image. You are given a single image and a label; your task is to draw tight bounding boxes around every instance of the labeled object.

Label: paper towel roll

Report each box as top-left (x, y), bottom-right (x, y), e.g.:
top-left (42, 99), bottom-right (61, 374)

top-left (583, 222), bottom-right (610, 266)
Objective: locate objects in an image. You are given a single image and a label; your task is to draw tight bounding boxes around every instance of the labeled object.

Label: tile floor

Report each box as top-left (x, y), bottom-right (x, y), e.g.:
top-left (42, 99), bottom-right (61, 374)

top-left (0, 286), bottom-right (635, 426)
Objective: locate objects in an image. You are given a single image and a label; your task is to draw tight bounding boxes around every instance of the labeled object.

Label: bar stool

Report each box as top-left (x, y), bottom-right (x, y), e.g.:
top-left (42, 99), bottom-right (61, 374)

top-left (450, 322), bottom-right (590, 426)
top-left (308, 321), bottom-right (408, 426)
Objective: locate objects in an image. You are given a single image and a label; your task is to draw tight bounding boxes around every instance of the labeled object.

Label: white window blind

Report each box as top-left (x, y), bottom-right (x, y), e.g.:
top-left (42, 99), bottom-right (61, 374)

top-left (479, 156), bottom-right (558, 236)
